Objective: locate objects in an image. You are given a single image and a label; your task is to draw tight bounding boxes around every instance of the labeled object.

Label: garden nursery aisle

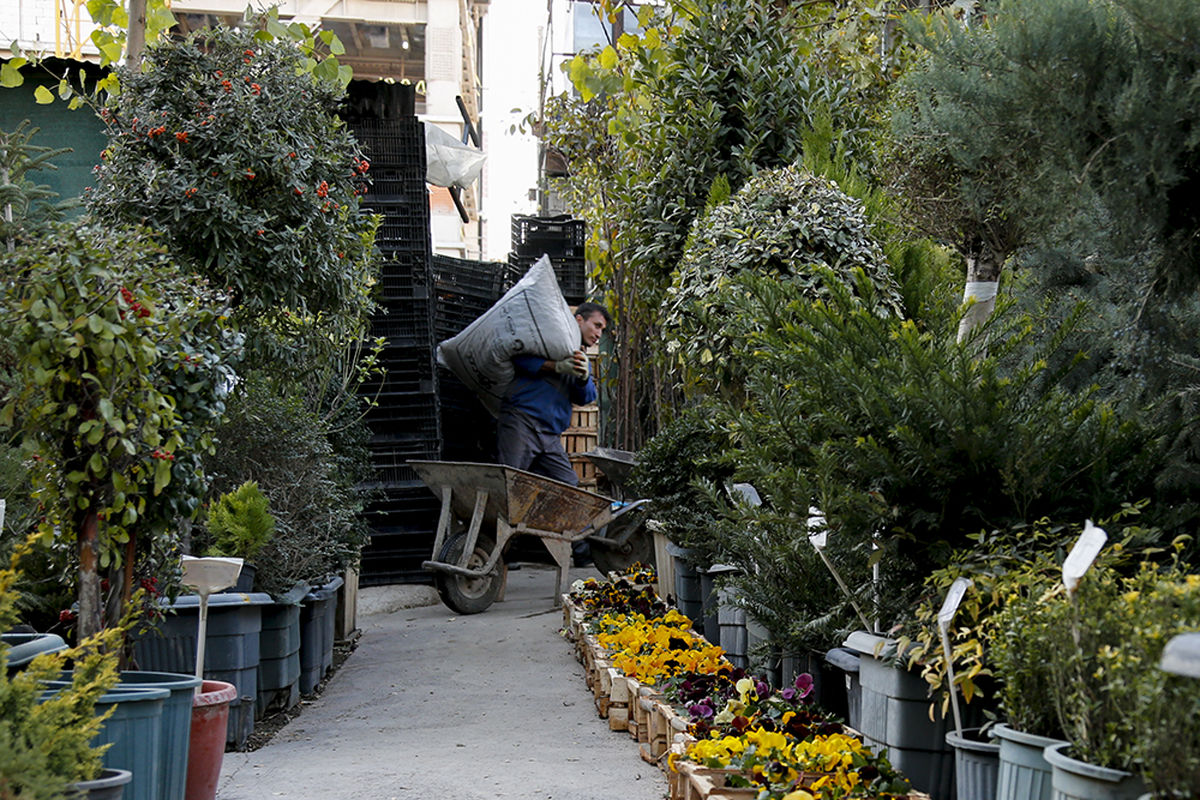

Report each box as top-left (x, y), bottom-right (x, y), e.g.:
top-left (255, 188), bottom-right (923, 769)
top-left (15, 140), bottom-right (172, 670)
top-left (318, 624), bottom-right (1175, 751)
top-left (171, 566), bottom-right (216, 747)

top-left (216, 564), bottom-right (667, 800)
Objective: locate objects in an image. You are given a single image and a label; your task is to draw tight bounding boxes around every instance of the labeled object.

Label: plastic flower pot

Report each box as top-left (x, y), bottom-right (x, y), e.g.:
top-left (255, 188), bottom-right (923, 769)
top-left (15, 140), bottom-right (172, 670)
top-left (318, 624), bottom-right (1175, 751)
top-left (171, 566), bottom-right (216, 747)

top-left (665, 542), bottom-right (702, 623)
top-left (299, 576), bottom-right (343, 694)
top-left (1043, 742), bottom-right (1147, 800)
top-left (257, 581), bottom-right (307, 718)
top-left (2, 631), bottom-right (66, 675)
top-left (842, 630), bottom-right (960, 800)
top-left (91, 686), bottom-right (169, 800)
top-left (67, 768), bottom-right (133, 800)
top-left (946, 727), bottom-right (1000, 800)
top-left (116, 671), bottom-right (202, 800)
top-left (133, 591), bottom-right (272, 750)
top-left (992, 723), bottom-right (1065, 800)
top-left (186, 680), bottom-right (238, 800)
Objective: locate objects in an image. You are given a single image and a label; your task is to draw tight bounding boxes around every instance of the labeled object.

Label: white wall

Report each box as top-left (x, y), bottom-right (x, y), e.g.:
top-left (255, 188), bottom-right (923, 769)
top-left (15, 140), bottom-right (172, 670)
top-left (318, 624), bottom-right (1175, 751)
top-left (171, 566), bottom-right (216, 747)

top-left (479, 0), bottom-right (542, 261)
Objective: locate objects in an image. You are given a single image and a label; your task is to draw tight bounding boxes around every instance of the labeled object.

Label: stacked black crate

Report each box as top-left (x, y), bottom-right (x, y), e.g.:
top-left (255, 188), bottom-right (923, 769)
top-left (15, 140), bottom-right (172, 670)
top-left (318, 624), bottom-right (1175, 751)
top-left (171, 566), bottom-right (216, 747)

top-left (348, 113), bottom-right (441, 586)
top-left (432, 254), bottom-right (506, 463)
top-left (507, 214), bottom-right (588, 304)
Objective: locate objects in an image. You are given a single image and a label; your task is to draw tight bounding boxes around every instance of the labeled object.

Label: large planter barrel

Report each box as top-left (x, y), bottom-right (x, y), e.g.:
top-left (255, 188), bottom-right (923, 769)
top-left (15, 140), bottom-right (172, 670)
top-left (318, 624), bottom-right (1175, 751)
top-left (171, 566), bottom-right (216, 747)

top-left (3, 631), bottom-right (66, 674)
top-left (116, 671), bottom-right (201, 800)
top-left (946, 727), bottom-right (1000, 800)
top-left (300, 576), bottom-right (343, 694)
top-left (843, 631), bottom-right (962, 800)
top-left (92, 687), bottom-right (169, 800)
top-left (665, 542), bottom-right (702, 624)
top-left (993, 723), bottom-right (1064, 800)
top-left (1044, 742), bottom-right (1146, 800)
top-left (133, 592), bottom-right (273, 750)
top-left (39, 683), bottom-right (170, 800)
top-left (186, 680), bottom-right (238, 800)
top-left (257, 582), bottom-right (308, 717)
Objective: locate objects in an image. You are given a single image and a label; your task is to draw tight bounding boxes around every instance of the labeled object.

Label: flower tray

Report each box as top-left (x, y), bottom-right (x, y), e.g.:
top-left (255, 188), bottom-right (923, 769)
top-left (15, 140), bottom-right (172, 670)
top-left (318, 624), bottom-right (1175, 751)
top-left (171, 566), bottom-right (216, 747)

top-left (668, 759), bottom-right (757, 800)
top-left (641, 696), bottom-right (692, 765)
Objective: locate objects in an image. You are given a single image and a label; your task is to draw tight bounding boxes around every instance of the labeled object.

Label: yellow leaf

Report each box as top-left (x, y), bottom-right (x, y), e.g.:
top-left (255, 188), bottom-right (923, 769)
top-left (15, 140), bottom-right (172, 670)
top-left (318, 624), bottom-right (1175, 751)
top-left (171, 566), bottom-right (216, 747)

top-left (599, 45), bottom-right (618, 70)
top-left (34, 85), bottom-right (54, 104)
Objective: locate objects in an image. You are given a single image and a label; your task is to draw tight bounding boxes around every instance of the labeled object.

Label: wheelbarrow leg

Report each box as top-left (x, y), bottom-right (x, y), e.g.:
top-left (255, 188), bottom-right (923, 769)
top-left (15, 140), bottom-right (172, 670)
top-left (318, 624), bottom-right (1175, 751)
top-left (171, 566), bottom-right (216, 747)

top-left (458, 489), bottom-right (489, 568)
top-left (540, 536), bottom-right (572, 607)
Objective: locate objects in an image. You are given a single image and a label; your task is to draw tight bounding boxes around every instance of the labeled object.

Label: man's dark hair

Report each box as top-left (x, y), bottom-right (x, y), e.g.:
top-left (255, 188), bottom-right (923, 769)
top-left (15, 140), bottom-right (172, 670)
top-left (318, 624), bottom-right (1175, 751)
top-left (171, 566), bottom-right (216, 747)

top-left (575, 301), bottom-right (612, 326)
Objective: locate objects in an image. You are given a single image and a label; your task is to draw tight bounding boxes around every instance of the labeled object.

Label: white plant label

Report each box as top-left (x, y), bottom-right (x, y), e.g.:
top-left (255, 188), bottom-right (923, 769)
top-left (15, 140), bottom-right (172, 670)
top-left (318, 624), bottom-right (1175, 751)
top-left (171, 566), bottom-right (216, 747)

top-left (937, 576), bottom-right (974, 631)
top-left (0, 499), bottom-right (5, 534)
top-left (731, 483), bottom-right (762, 507)
top-left (1063, 520), bottom-right (1107, 596)
top-left (807, 506), bottom-right (828, 550)
top-left (1161, 632), bottom-right (1200, 679)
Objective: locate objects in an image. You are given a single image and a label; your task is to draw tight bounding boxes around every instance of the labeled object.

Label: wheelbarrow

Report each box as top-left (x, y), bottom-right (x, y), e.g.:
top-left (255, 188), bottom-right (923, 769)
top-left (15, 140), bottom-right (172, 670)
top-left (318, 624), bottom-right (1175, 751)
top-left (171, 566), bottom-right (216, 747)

top-left (582, 447), bottom-right (638, 500)
top-left (410, 460), bottom-right (651, 614)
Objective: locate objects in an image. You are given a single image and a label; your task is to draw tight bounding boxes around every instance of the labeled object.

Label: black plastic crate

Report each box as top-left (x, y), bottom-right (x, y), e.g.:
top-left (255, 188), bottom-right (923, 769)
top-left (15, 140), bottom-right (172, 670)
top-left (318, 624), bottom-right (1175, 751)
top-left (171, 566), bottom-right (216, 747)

top-left (348, 118), bottom-right (425, 162)
top-left (365, 392), bottom-right (439, 432)
top-left (362, 349), bottom-right (436, 394)
top-left (368, 306), bottom-right (434, 347)
top-left (363, 176), bottom-right (428, 204)
top-left (431, 255), bottom-right (504, 297)
top-left (511, 214), bottom-right (586, 258)
top-left (374, 216), bottom-right (431, 256)
top-left (506, 253), bottom-right (587, 304)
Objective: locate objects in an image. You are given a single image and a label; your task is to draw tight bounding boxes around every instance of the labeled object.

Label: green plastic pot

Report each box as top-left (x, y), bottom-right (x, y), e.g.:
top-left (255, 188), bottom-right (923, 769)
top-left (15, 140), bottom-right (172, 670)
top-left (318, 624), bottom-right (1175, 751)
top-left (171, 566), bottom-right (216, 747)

top-left (1044, 742), bottom-right (1147, 800)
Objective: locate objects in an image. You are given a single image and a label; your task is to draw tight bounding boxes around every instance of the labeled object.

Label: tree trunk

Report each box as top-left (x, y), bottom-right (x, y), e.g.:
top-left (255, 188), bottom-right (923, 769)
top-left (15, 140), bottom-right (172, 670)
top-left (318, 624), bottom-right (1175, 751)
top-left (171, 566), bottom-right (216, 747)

top-left (956, 239), bottom-right (1005, 343)
top-left (126, 0), bottom-right (147, 67)
top-left (77, 509), bottom-right (104, 641)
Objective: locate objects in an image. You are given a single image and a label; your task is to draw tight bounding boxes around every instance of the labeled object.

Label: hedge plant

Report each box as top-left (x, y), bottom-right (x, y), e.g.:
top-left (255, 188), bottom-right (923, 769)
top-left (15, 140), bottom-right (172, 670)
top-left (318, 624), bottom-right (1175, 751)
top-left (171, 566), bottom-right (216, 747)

top-left (663, 165), bottom-right (904, 396)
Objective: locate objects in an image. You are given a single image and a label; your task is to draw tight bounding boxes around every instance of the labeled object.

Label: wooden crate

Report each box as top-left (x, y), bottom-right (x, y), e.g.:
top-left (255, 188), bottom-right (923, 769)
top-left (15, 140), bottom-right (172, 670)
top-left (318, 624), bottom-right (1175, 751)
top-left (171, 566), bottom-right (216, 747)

top-left (570, 454), bottom-right (597, 486)
top-left (562, 431), bottom-right (598, 455)
top-left (571, 404), bottom-right (599, 430)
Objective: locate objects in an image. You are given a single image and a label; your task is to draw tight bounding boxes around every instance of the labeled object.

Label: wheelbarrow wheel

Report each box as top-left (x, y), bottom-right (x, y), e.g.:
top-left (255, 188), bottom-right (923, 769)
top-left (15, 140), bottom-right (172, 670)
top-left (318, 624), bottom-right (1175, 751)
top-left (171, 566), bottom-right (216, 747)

top-left (435, 532), bottom-right (506, 614)
top-left (590, 523), bottom-right (655, 577)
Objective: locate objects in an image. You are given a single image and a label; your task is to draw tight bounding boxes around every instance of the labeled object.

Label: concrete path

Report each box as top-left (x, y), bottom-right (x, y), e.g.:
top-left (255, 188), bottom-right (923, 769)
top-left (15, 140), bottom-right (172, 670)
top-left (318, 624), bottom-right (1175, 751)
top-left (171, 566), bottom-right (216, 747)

top-left (216, 564), bottom-right (668, 800)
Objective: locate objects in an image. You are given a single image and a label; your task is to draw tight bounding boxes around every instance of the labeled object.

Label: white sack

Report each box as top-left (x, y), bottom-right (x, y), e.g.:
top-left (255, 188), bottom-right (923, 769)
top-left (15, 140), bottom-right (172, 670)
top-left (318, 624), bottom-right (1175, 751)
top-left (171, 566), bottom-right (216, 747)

top-left (437, 256), bottom-right (579, 417)
top-left (424, 122), bottom-right (487, 189)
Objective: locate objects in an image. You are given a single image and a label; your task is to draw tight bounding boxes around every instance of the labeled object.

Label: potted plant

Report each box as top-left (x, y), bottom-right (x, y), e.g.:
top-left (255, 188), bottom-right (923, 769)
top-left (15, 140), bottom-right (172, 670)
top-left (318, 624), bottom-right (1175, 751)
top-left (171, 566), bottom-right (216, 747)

top-left (0, 534), bottom-right (128, 799)
top-left (201, 481), bottom-right (276, 592)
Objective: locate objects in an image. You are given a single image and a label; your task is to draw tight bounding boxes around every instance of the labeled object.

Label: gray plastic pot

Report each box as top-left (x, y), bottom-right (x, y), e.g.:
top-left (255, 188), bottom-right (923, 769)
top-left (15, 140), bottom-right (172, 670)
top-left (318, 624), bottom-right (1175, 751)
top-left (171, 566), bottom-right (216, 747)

top-left (67, 768), bottom-right (132, 800)
top-left (1043, 742), bottom-right (1147, 800)
top-left (946, 727), bottom-right (1000, 800)
top-left (993, 723), bottom-right (1064, 800)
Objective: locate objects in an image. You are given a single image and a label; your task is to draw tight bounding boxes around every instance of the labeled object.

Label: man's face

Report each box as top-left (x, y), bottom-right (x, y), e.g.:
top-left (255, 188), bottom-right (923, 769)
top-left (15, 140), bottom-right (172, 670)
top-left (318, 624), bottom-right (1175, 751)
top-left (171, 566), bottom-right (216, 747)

top-left (576, 311), bottom-right (607, 347)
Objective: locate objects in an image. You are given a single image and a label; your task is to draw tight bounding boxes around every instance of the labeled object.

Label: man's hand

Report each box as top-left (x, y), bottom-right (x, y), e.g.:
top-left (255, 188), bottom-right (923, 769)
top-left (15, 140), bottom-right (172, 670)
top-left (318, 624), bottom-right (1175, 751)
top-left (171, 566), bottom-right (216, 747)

top-left (553, 350), bottom-right (589, 379)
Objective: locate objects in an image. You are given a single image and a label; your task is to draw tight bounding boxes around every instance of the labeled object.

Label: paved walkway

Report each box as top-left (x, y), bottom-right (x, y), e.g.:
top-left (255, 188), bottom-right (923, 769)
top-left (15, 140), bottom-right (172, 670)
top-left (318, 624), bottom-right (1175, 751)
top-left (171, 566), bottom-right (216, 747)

top-left (216, 564), bottom-right (667, 800)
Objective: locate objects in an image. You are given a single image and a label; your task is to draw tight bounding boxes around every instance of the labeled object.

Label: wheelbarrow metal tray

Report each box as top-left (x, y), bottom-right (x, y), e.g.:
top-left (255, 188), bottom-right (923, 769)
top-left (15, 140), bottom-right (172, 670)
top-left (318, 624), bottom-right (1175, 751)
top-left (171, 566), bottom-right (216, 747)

top-left (408, 460), bottom-right (612, 534)
top-left (583, 447), bottom-right (637, 492)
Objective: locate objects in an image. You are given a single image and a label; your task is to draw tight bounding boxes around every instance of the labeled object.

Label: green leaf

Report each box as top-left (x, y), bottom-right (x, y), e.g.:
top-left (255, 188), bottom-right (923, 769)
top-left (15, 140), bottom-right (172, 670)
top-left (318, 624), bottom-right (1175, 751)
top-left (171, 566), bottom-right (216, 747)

top-left (154, 458), bottom-right (171, 494)
top-left (328, 34), bottom-right (346, 56)
top-left (599, 45), bottom-right (618, 70)
top-left (266, 17), bottom-right (290, 39)
top-left (1, 60), bottom-right (27, 88)
top-left (88, 452), bottom-right (105, 475)
top-left (9, 40), bottom-right (22, 59)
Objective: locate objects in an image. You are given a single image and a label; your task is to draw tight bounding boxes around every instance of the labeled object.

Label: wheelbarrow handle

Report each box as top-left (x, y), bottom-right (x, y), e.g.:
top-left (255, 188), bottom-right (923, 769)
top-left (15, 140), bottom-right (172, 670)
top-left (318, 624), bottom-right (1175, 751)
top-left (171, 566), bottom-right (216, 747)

top-left (579, 498), bottom-right (649, 535)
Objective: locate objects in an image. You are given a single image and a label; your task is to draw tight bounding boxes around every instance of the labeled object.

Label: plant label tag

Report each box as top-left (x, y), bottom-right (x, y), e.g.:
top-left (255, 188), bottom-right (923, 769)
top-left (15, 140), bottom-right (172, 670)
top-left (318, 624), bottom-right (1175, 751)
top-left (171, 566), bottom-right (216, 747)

top-left (0, 499), bottom-right (5, 534)
top-left (807, 506), bottom-right (828, 550)
top-left (731, 483), bottom-right (762, 507)
top-left (1161, 632), bottom-right (1200, 678)
top-left (937, 576), bottom-right (974, 630)
top-left (1063, 520), bottom-right (1107, 595)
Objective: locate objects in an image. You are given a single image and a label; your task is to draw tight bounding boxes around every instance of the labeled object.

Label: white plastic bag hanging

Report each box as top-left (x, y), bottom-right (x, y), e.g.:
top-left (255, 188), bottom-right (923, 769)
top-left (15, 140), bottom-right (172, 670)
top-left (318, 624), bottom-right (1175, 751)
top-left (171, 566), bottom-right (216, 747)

top-left (424, 122), bottom-right (486, 189)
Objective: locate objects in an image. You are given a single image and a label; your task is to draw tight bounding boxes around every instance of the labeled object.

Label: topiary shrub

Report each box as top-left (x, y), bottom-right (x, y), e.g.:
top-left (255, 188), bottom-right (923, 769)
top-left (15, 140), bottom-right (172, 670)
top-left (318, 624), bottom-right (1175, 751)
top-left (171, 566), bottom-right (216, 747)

top-left (663, 165), bottom-right (904, 395)
top-left (203, 481), bottom-right (275, 563)
top-left (86, 21), bottom-right (377, 330)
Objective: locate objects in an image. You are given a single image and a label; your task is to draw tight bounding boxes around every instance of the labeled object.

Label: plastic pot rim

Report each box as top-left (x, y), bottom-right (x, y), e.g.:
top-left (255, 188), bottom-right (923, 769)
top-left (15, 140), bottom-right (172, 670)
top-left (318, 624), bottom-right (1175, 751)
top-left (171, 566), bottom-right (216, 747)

top-left (194, 680), bottom-right (238, 708)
